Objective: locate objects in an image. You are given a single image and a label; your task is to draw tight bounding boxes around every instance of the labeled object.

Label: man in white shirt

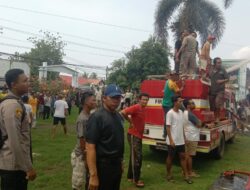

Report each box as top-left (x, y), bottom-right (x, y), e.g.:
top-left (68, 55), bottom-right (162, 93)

top-left (183, 99), bottom-right (202, 178)
top-left (166, 96), bottom-right (192, 184)
top-left (52, 94), bottom-right (69, 138)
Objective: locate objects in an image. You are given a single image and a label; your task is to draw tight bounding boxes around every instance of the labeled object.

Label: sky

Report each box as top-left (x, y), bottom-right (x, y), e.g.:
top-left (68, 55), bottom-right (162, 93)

top-left (0, 0), bottom-right (250, 78)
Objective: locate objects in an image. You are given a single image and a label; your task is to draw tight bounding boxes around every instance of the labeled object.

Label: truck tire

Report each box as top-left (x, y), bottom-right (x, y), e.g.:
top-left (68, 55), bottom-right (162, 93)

top-left (149, 145), bottom-right (157, 152)
top-left (228, 134), bottom-right (235, 144)
top-left (213, 133), bottom-right (225, 159)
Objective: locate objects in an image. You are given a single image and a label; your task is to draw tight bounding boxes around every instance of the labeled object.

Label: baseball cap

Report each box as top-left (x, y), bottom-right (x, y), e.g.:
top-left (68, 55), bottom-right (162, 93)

top-left (104, 84), bottom-right (122, 97)
top-left (207, 35), bottom-right (216, 40)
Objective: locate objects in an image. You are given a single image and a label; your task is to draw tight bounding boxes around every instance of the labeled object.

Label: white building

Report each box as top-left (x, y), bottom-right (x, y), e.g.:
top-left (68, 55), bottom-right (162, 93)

top-left (0, 58), bottom-right (30, 88)
top-left (223, 59), bottom-right (250, 101)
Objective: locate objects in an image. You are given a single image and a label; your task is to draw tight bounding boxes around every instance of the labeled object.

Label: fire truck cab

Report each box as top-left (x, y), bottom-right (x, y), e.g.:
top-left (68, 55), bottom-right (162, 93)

top-left (141, 77), bottom-right (236, 159)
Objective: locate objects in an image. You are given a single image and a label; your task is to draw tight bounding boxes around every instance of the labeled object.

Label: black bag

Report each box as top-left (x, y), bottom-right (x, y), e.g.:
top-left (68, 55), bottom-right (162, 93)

top-left (0, 96), bottom-right (25, 149)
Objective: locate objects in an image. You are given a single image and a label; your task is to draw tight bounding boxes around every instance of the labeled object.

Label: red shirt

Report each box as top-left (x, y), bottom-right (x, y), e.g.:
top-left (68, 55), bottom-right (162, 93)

top-left (124, 104), bottom-right (146, 139)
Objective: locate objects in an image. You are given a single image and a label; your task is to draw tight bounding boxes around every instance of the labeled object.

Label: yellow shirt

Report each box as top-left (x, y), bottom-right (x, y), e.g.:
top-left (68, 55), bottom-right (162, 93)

top-left (28, 96), bottom-right (38, 114)
top-left (0, 92), bottom-right (7, 100)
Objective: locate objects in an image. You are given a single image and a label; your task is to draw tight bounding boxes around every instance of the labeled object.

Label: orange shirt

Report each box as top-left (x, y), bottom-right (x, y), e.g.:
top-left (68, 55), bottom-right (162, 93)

top-left (124, 104), bottom-right (146, 139)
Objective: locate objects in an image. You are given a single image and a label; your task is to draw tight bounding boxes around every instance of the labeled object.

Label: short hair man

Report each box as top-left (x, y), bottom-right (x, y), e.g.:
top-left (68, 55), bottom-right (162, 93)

top-left (162, 71), bottom-right (184, 138)
top-left (177, 30), bottom-right (198, 75)
top-left (120, 93), bottom-right (149, 187)
top-left (52, 94), bottom-right (69, 138)
top-left (199, 35), bottom-right (216, 80)
top-left (86, 84), bottom-right (124, 190)
top-left (71, 91), bottom-right (96, 190)
top-left (0, 69), bottom-right (36, 190)
top-left (166, 96), bottom-right (192, 184)
top-left (174, 30), bottom-right (188, 73)
top-left (183, 99), bottom-right (202, 178)
top-left (209, 57), bottom-right (229, 123)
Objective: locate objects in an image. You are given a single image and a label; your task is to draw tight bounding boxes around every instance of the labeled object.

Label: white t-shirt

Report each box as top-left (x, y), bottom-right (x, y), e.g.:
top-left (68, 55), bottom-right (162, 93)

top-left (24, 103), bottom-right (32, 123)
top-left (54, 100), bottom-right (68, 118)
top-left (184, 110), bottom-right (200, 141)
top-left (166, 109), bottom-right (185, 145)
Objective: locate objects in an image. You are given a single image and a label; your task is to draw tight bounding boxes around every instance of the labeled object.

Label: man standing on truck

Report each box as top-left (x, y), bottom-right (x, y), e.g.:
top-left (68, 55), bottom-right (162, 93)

top-left (176, 30), bottom-right (198, 75)
top-left (183, 99), bottom-right (202, 178)
top-left (209, 57), bottom-right (229, 123)
top-left (199, 35), bottom-right (216, 81)
top-left (120, 93), bottom-right (149, 188)
top-left (162, 71), bottom-right (184, 138)
top-left (166, 96), bottom-right (193, 184)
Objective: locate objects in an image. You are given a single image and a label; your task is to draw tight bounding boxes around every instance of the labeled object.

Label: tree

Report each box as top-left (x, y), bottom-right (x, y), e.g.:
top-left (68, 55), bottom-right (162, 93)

top-left (154, 0), bottom-right (233, 47)
top-left (23, 31), bottom-right (66, 80)
top-left (89, 72), bottom-right (98, 79)
top-left (107, 37), bottom-right (170, 90)
top-left (107, 58), bottom-right (127, 89)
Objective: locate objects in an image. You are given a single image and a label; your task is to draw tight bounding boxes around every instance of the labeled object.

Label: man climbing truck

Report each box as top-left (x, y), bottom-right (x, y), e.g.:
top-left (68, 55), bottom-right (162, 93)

top-left (141, 75), bottom-right (236, 159)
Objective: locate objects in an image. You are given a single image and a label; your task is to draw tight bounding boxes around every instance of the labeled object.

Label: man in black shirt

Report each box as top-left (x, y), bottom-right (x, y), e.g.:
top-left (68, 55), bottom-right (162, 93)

top-left (86, 84), bottom-right (124, 190)
top-left (174, 30), bottom-right (188, 73)
top-left (209, 57), bottom-right (229, 123)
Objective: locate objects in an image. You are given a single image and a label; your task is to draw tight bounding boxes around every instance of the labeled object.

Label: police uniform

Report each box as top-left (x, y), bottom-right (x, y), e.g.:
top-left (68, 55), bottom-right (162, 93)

top-left (0, 92), bottom-right (33, 190)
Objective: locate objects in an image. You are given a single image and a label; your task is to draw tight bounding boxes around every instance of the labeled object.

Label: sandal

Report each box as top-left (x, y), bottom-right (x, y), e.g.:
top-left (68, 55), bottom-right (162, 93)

top-left (127, 178), bottom-right (133, 182)
top-left (184, 177), bottom-right (193, 184)
top-left (135, 180), bottom-right (145, 188)
top-left (166, 176), bottom-right (175, 183)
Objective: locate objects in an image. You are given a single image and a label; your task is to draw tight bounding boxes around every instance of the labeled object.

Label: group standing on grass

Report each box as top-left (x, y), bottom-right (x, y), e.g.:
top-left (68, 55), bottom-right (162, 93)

top-left (0, 30), bottom-right (231, 190)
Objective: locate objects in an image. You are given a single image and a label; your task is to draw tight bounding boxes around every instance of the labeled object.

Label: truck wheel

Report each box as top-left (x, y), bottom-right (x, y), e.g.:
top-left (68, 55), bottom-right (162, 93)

top-left (213, 134), bottom-right (225, 159)
top-left (149, 145), bottom-right (157, 152)
top-left (228, 134), bottom-right (235, 144)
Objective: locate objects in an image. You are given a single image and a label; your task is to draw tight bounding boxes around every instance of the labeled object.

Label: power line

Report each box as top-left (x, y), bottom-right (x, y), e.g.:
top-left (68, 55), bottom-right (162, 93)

top-left (0, 35), bottom-right (121, 58)
top-left (0, 51), bottom-right (107, 71)
top-left (0, 25), bottom-right (126, 53)
top-left (0, 17), bottom-right (130, 49)
top-left (0, 5), bottom-right (151, 33)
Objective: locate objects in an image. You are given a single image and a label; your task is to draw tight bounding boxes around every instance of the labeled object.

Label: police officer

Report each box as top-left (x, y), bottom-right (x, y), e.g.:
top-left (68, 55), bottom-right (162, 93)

top-left (86, 84), bottom-right (124, 190)
top-left (0, 69), bottom-right (36, 190)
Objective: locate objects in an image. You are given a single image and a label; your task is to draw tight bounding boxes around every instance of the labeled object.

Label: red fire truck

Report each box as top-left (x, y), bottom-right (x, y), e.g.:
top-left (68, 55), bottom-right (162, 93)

top-left (141, 77), bottom-right (237, 159)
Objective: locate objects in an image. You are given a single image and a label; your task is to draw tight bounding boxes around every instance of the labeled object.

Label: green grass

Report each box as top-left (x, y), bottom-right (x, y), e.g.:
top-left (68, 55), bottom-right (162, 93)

top-left (29, 106), bottom-right (250, 190)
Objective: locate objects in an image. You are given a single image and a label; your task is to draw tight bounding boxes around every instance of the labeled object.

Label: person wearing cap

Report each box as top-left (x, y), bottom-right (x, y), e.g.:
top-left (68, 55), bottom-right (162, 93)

top-left (86, 84), bottom-right (124, 190)
top-left (120, 93), bottom-right (149, 188)
top-left (165, 96), bottom-right (193, 184)
top-left (199, 35), bottom-right (216, 80)
top-left (162, 71), bottom-right (184, 138)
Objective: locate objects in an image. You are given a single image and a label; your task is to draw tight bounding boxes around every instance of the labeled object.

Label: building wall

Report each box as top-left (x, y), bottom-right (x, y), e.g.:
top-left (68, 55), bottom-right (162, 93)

top-left (0, 59), bottom-right (30, 78)
top-left (223, 59), bottom-right (250, 101)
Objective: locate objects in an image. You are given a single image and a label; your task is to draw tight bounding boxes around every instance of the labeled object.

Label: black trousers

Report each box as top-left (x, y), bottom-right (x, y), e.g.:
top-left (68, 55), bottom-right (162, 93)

top-left (43, 106), bottom-right (50, 119)
top-left (97, 158), bottom-right (122, 190)
top-left (0, 170), bottom-right (28, 190)
top-left (127, 134), bottom-right (142, 182)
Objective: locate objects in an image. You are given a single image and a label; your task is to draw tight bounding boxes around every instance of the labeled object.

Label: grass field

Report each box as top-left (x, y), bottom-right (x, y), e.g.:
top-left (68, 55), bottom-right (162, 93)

top-left (29, 106), bottom-right (250, 190)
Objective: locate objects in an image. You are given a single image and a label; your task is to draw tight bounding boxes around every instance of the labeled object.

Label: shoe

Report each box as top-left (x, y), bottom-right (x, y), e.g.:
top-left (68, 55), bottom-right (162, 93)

top-left (135, 180), bottom-right (144, 188)
top-left (189, 172), bottom-right (200, 178)
top-left (184, 177), bottom-right (193, 184)
top-left (166, 176), bottom-right (175, 183)
top-left (127, 179), bottom-right (134, 183)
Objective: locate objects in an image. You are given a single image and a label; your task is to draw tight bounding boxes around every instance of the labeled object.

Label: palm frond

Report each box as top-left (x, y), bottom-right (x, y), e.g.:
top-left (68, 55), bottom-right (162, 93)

top-left (154, 0), bottom-right (182, 46)
top-left (172, 0), bottom-right (225, 48)
top-left (199, 0), bottom-right (225, 48)
top-left (223, 0), bottom-right (233, 9)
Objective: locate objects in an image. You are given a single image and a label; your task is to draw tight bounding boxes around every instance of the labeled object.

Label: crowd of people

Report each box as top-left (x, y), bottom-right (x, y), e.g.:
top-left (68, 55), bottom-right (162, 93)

top-left (0, 30), bottom-right (249, 190)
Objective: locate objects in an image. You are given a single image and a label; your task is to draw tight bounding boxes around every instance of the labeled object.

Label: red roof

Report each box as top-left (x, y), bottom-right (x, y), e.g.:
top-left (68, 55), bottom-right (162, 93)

top-left (60, 75), bottom-right (100, 86)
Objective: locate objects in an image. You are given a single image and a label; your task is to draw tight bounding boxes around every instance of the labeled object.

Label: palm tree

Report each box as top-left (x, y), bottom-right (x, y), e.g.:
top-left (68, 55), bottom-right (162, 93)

top-left (155, 0), bottom-right (233, 47)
